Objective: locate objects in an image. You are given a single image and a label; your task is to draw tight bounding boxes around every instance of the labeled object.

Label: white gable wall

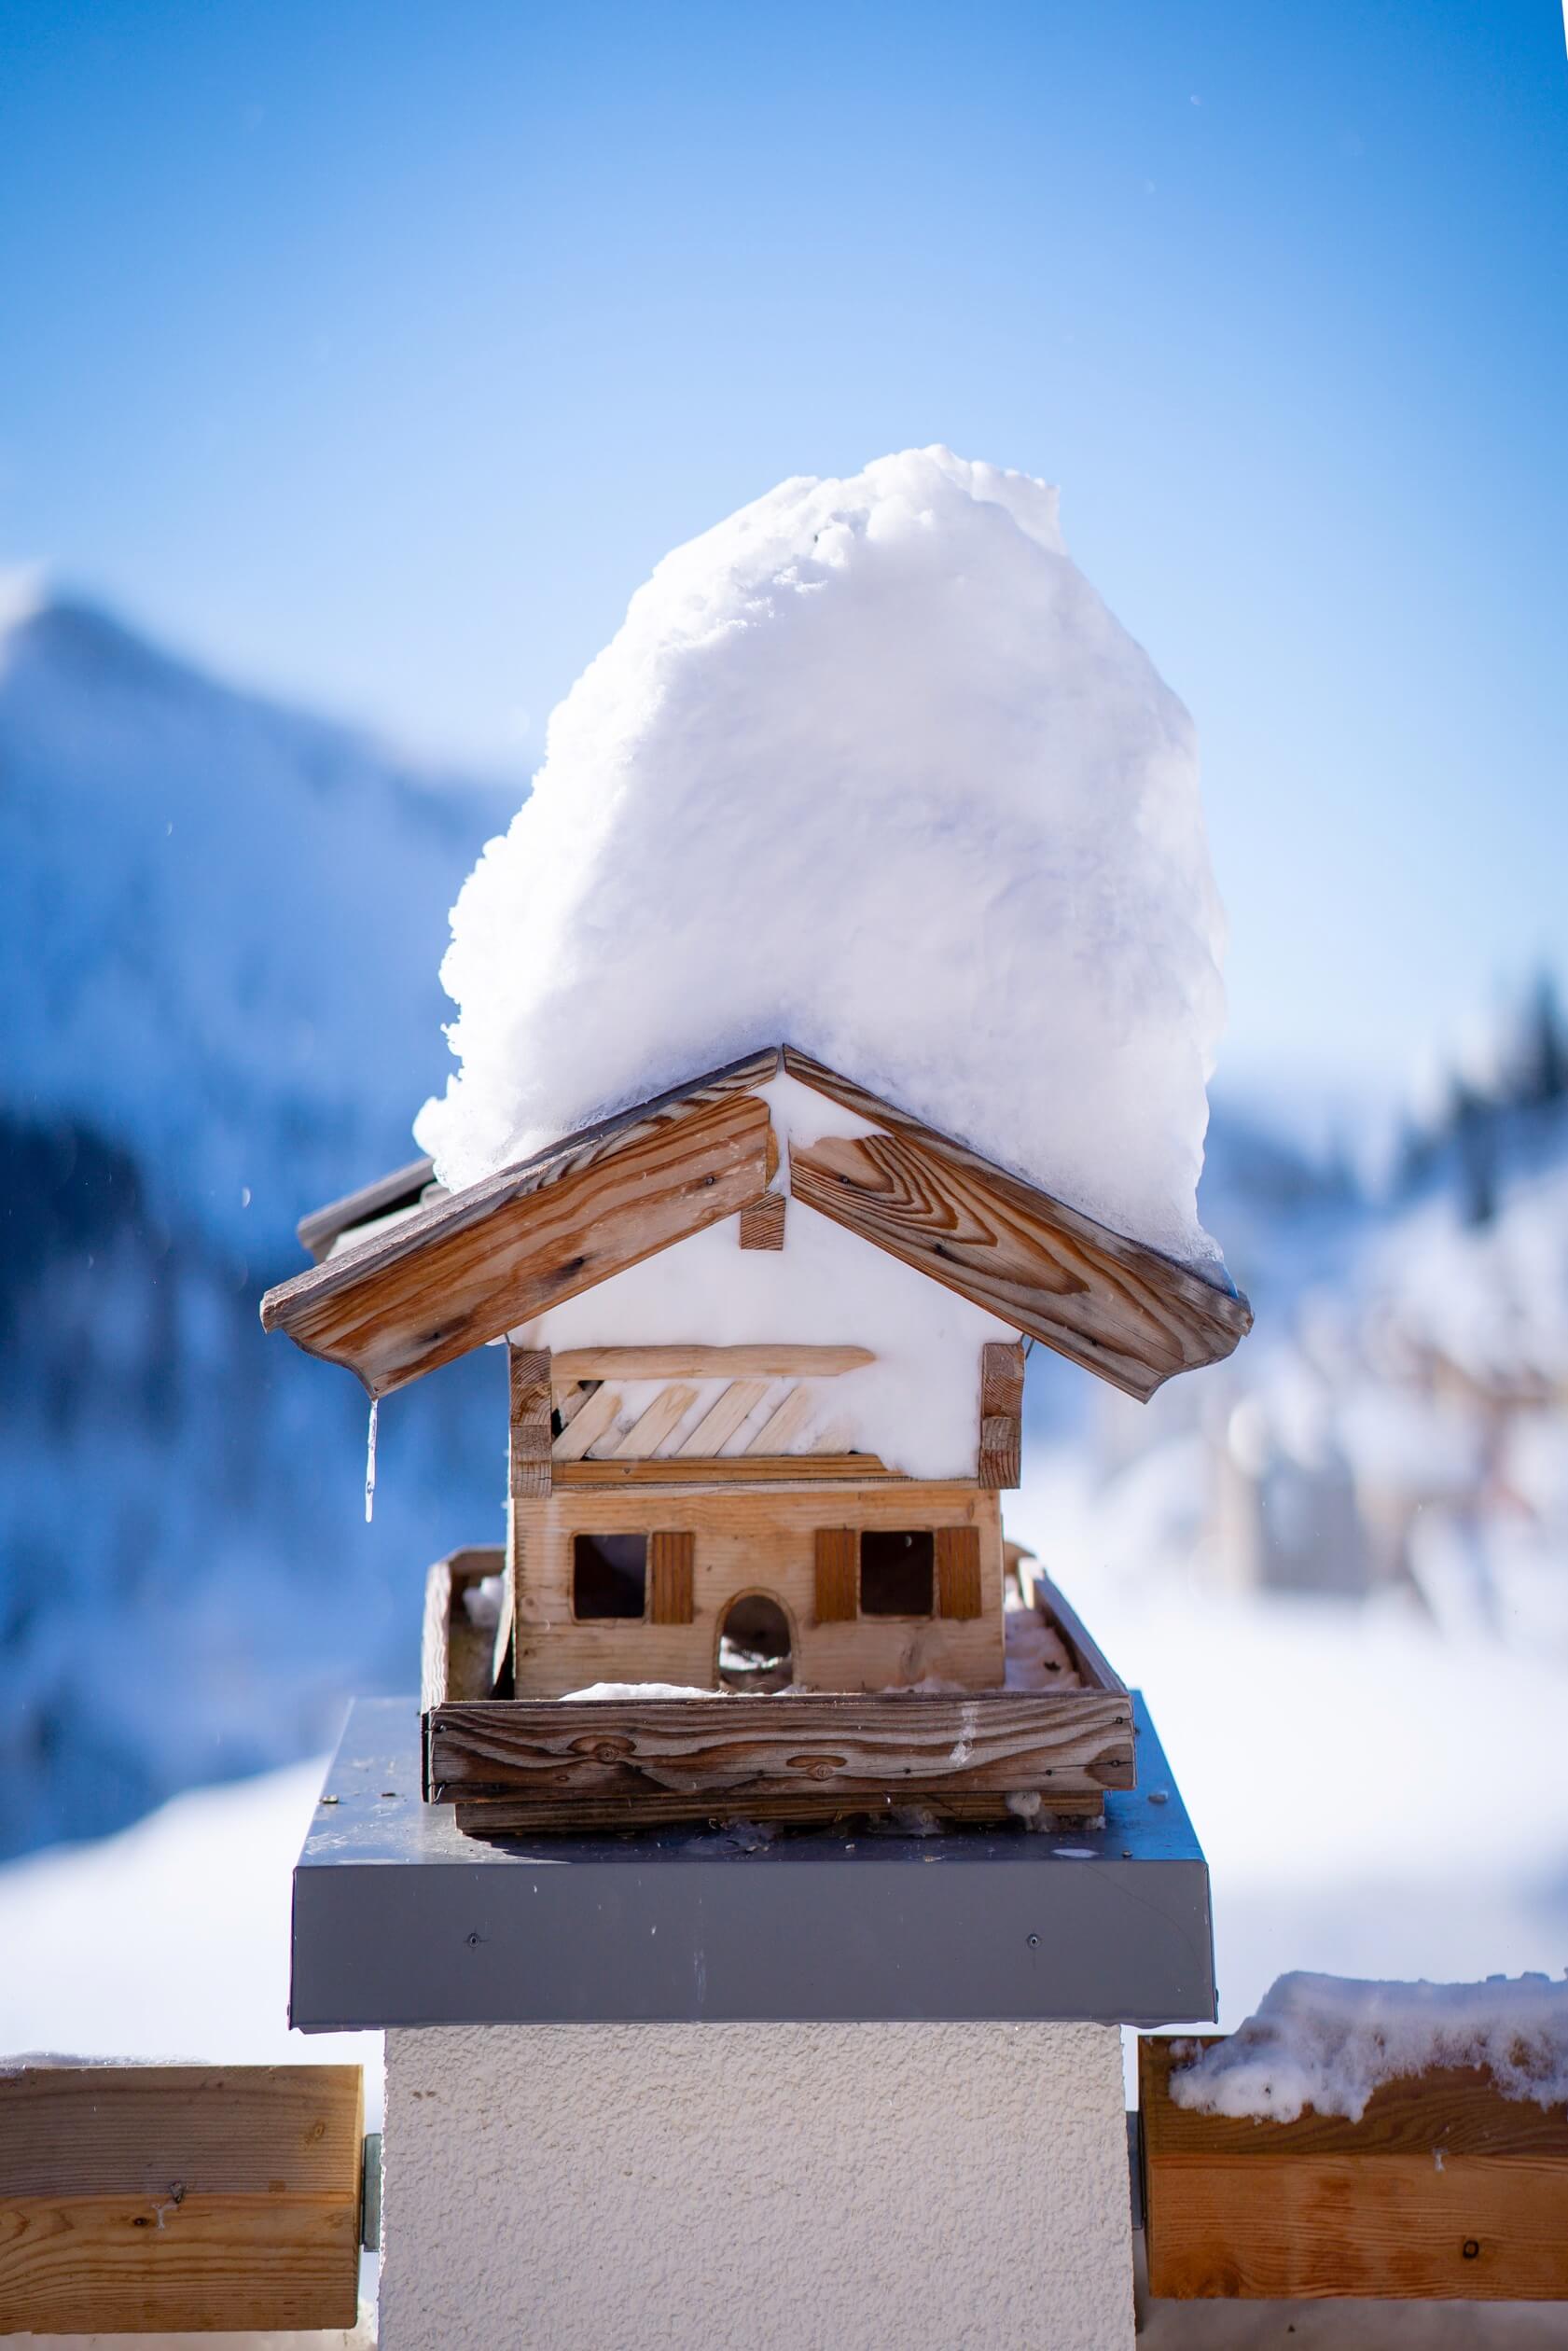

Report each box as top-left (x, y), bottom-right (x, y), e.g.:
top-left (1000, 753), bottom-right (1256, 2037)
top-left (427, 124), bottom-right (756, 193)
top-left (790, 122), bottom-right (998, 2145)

top-left (510, 1077), bottom-right (1019, 1480)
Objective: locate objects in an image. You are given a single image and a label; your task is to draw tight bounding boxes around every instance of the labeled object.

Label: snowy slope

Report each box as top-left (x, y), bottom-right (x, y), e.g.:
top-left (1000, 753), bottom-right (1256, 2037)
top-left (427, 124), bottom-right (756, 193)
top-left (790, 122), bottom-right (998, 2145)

top-left (0, 591), bottom-right (511, 1859)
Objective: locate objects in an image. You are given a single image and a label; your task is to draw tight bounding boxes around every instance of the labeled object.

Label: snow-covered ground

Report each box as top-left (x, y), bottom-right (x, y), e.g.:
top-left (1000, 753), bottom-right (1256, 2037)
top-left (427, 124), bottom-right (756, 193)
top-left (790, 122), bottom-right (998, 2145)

top-left (0, 1751), bottom-right (378, 2109)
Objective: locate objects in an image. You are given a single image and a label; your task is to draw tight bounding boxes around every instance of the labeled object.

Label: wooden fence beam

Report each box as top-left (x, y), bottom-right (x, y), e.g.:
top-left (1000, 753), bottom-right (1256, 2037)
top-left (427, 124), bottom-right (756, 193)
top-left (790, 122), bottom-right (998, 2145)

top-left (0, 2064), bottom-right (364, 2336)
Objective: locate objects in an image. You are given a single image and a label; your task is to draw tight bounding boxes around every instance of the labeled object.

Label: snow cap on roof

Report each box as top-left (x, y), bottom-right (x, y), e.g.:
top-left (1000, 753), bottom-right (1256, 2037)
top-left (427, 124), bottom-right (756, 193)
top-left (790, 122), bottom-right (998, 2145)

top-left (415, 447), bottom-right (1228, 1271)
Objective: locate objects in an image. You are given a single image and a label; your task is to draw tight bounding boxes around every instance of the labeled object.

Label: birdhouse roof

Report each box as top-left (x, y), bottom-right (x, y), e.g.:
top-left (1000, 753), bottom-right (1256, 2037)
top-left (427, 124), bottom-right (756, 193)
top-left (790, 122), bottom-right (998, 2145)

top-left (260, 1045), bottom-right (1250, 1402)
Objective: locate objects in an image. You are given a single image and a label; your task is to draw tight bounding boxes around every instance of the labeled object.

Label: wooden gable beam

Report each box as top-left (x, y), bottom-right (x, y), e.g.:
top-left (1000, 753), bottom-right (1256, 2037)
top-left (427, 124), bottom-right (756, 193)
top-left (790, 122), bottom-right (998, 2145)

top-left (782, 1047), bottom-right (1251, 1402)
top-left (260, 1050), bottom-right (780, 1396)
top-left (296, 1154), bottom-right (436, 1263)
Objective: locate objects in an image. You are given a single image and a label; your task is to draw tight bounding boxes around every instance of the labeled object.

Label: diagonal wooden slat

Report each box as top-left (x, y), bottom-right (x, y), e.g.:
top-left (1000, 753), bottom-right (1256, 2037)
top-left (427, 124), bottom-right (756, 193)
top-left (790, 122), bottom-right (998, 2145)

top-left (675, 1379), bottom-right (771, 1456)
top-left (610, 1384), bottom-right (701, 1458)
top-left (551, 1384), bottom-right (623, 1460)
top-left (744, 1384), bottom-right (815, 1454)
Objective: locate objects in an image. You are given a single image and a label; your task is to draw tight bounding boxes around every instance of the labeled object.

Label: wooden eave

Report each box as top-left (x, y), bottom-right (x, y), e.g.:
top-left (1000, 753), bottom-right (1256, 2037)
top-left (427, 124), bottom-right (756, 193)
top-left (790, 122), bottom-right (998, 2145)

top-left (261, 1042), bottom-right (1252, 1402)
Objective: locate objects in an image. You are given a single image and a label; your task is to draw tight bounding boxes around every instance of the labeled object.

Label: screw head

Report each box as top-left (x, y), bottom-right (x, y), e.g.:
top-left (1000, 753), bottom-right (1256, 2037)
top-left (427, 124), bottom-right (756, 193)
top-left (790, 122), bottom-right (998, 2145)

top-left (1027, 1932), bottom-right (1040, 1949)
top-left (465, 1931), bottom-right (482, 1948)
top-left (1463, 2239), bottom-right (1480, 2261)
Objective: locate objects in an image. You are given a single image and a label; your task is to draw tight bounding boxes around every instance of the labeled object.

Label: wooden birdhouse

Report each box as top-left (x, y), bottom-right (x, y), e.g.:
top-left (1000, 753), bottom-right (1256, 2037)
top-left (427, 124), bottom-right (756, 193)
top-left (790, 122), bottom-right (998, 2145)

top-left (262, 1045), bottom-right (1250, 1836)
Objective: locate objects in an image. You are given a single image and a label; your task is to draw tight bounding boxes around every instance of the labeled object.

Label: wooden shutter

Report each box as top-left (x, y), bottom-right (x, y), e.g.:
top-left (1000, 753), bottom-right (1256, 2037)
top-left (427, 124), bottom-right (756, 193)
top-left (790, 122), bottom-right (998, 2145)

top-left (648, 1530), bottom-right (695, 1624)
top-left (937, 1524), bottom-right (982, 1620)
top-left (0, 2065), bottom-right (364, 2335)
top-left (813, 1526), bottom-right (858, 1622)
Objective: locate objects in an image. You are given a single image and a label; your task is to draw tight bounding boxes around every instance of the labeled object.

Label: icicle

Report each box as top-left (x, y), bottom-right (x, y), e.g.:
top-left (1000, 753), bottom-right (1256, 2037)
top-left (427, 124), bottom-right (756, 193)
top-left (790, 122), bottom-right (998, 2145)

top-left (365, 1396), bottom-right (380, 1523)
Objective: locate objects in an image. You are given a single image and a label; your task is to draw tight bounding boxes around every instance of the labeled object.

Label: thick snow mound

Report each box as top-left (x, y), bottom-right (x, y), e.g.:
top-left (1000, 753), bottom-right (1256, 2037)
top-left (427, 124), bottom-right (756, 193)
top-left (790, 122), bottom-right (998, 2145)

top-left (1171, 1969), bottom-right (1568, 2123)
top-left (416, 448), bottom-right (1227, 1268)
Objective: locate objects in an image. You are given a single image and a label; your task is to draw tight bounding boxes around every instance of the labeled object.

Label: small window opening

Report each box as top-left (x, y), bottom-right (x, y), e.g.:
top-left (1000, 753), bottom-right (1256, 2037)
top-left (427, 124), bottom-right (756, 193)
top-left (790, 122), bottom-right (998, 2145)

top-left (718, 1593), bottom-right (794, 1691)
top-left (860, 1529), bottom-right (935, 1617)
top-left (573, 1532), bottom-right (646, 1620)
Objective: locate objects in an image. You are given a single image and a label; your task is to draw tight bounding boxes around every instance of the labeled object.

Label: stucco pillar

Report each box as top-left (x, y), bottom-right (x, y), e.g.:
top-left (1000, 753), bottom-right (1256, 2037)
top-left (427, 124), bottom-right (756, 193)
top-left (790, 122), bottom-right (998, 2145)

top-left (379, 2019), bottom-right (1134, 2351)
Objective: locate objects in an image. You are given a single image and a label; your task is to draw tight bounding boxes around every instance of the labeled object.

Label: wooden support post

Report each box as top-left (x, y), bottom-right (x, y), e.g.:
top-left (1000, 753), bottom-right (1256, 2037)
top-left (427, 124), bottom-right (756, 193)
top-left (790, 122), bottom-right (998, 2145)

top-left (509, 1344), bottom-right (552, 1500)
top-left (978, 1339), bottom-right (1024, 1489)
top-left (740, 1192), bottom-right (786, 1249)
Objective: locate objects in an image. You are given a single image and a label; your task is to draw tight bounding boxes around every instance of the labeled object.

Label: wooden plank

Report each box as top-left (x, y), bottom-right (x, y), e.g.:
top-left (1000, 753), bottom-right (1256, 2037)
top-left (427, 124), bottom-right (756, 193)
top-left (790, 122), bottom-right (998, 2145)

top-left (648, 1530), bottom-right (695, 1625)
top-left (1140, 2037), bottom-right (1568, 2302)
top-left (814, 1526), bottom-right (859, 1623)
top-left (429, 1688), bottom-right (1134, 1804)
top-left (555, 1380), bottom-right (592, 1427)
top-left (0, 2066), bottom-right (362, 2335)
top-left (296, 1154), bottom-right (435, 1262)
top-left (552, 1383), bottom-right (623, 1460)
top-left (740, 1192), bottom-right (786, 1249)
top-left (552, 1345), bottom-right (874, 1382)
top-left (936, 1523), bottom-right (983, 1620)
top-left (978, 1339), bottom-right (1024, 1488)
top-left (612, 1383), bottom-right (701, 1458)
top-left (420, 1554), bottom-right (452, 1717)
top-left (557, 1452), bottom-right (896, 1485)
top-left (261, 1050), bottom-right (781, 1396)
top-left (744, 1384), bottom-right (816, 1454)
top-left (783, 1047), bottom-right (1251, 1401)
top-left (978, 1414), bottom-right (1020, 1489)
top-left (508, 1343), bottom-right (552, 1499)
top-left (1021, 1565), bottom-right (1128, 1696)
top-left (455, 1788), bottom-right (1106, 1835)
top-left (675, 1379), bottom-right (771, 1457)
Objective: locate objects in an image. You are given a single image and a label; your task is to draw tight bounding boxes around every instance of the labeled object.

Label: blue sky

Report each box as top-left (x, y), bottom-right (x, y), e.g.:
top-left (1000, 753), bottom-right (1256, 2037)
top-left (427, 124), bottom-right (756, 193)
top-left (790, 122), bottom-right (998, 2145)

top-left (2, 0), bottom-right (1564, 1111)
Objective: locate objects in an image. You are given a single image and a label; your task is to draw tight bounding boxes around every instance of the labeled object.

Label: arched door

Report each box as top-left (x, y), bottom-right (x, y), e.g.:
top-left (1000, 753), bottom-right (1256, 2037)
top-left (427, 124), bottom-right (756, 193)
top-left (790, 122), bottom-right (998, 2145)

top-left (716, 1593), bottom-right (794, 1692)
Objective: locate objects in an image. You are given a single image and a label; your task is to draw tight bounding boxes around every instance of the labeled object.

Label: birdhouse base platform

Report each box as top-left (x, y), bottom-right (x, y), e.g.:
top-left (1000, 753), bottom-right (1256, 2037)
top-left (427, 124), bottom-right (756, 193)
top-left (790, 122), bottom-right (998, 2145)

top-left (422, 1548), bottom-right (1135, 1838)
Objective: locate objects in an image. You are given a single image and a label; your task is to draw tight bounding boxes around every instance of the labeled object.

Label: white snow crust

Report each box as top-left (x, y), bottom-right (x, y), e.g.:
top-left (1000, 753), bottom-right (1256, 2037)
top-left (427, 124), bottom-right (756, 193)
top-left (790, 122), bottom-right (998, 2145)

top-left (1170, 1970), bottom-right (1568, 2123)
top-left (417, 448), bottom-right (1227, 1270)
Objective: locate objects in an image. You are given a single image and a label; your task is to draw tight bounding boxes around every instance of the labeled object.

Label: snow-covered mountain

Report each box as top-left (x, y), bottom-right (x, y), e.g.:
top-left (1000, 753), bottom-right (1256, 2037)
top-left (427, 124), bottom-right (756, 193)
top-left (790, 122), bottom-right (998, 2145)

top-left (0, 591), bottom-right (512, 1858)
top-left (1033, 1064), bottom-right (1568, 1657)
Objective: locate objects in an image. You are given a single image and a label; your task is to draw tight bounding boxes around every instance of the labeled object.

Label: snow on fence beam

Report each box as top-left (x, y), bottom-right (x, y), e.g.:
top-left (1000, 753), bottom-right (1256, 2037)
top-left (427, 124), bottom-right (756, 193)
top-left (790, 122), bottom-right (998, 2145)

top-left (1139, 2036), bottom-right (1568, 2302)
top-left (0, 2062), bottom-right (365, 2335)
top-left (781, 1048), bottom-right (1251, 1402)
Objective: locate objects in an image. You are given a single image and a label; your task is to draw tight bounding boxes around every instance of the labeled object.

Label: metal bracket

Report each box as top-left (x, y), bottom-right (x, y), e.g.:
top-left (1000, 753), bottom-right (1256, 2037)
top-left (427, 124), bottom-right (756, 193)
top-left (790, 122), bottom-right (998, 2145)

top-left (360, 2132), bottom-right (382, 2253)
top-left (1127, 2109), bottom-right (1144, 2233)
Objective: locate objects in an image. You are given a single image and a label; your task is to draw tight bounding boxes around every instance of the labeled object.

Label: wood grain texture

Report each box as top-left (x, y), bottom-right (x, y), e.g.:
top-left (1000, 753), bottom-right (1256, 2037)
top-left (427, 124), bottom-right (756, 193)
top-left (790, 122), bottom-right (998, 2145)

top-left (612, 1384), bottom-right (701, 1457)
top-left (1140, 2037), bottom-right (1568, 2302)
top-left (429, 1687), bottom-right (1133, 1804)
top-left (508, 1344), bottom-right (552, 1499)
top-left (978, 1340), bottom-right (1024, 1489)
top-left (261, 1050), bottom-right (781, 1395)
top-left (648, 1530), bottom-right (695, 1626)
top-left (0, 2066), bottom-right (362, 2336)
top-left (453, 1788), bottom-right (1105, 1835)
top-left (555, 1453), bottom-right (895, 1486)
top-left (745, 1385), bottom-right (816, 1454)
top-left (675, 1380), bottom-right (770, 1456)
top-left (936, 1523), bottom-right (983, 1620)
top-left (1018, 1561), bottom-right (1128, 1696)
top-left (813, 1526), bottom-right (858, 1622)
top-left (783, 1047), bottom-right (1250, 1401)
top-left (740, 1192), bottom-right (787, 1249)
top-left (552, 1384), bottom-right (623, 1460)
top-left (552, 1345), bottom-right (874, 1382)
